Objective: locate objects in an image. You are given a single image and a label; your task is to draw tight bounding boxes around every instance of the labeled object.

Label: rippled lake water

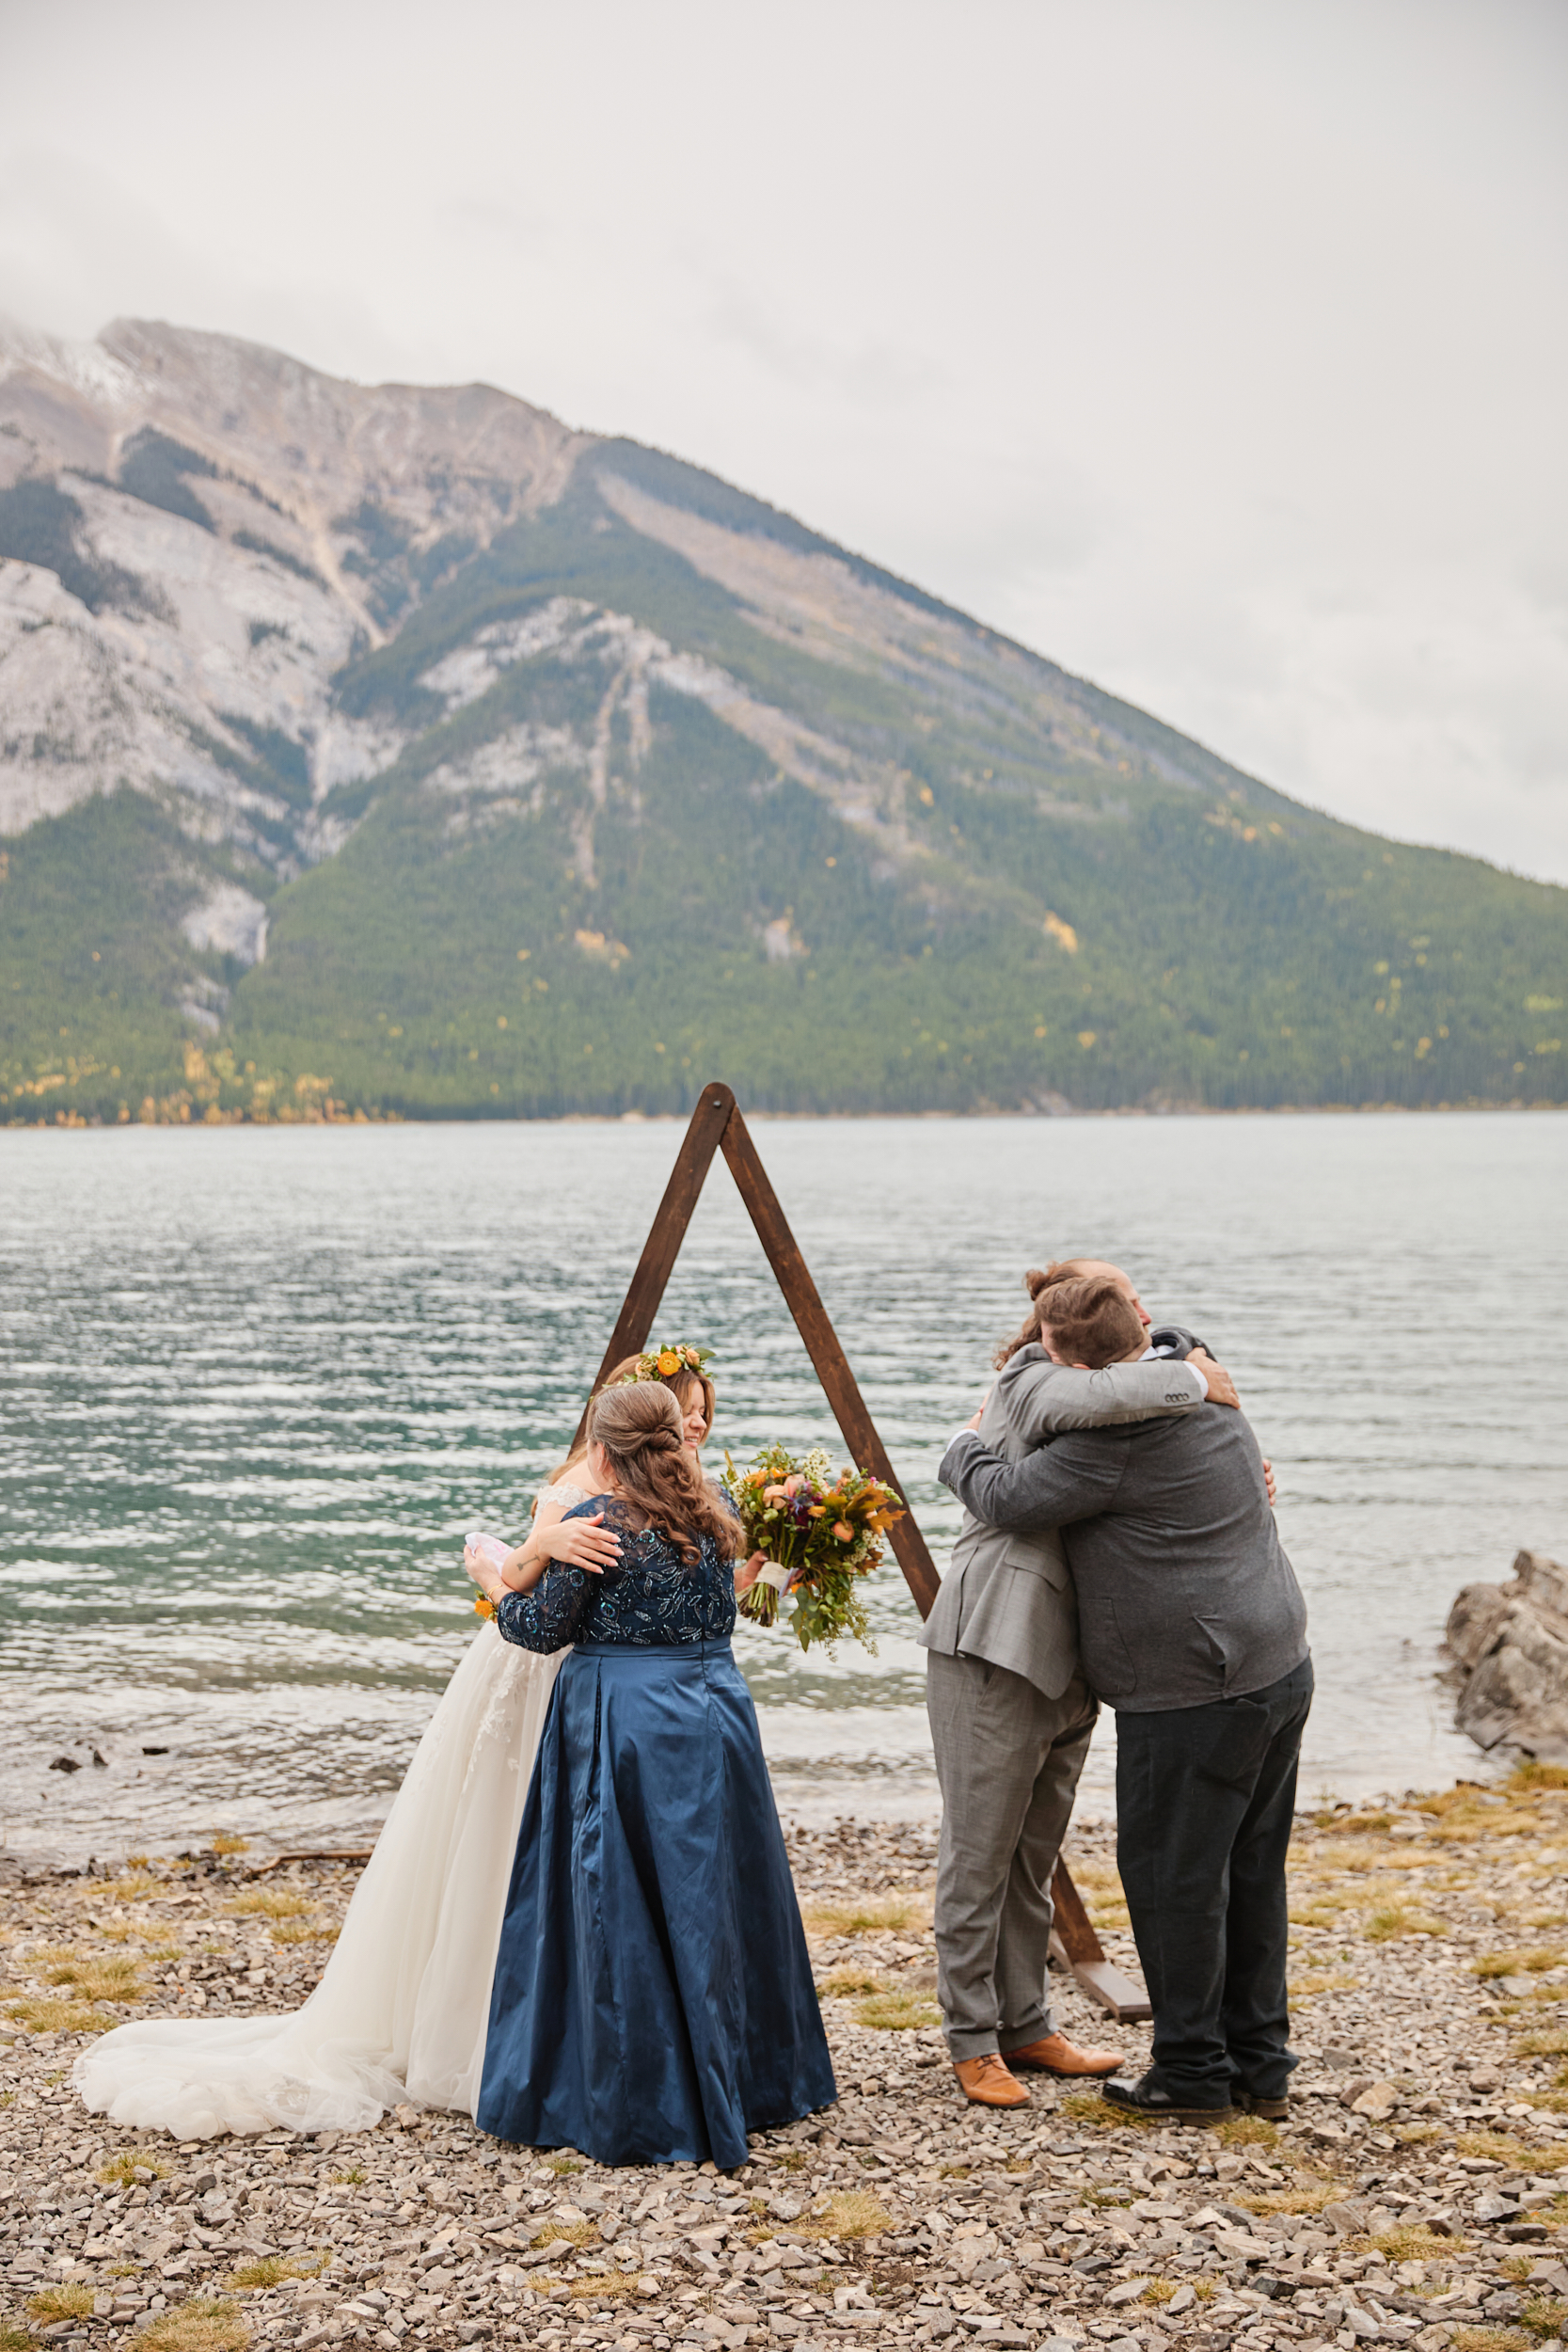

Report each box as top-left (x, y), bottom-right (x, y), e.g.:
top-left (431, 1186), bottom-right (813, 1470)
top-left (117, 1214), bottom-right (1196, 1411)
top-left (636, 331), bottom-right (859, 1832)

top-left (2, 1112), bottom-right (1564, 1859)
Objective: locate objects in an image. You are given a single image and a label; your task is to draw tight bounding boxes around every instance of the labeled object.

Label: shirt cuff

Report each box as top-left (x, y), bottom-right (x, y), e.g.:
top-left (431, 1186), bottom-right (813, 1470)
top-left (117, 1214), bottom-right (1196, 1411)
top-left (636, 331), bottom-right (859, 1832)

top-left (944, 1426), bottom-right (982, 1455)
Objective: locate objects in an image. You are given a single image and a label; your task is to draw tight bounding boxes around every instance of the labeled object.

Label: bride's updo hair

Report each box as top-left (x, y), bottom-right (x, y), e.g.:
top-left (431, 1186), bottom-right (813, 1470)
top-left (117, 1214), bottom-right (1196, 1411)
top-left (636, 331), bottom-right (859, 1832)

top-left (992, 1260), bottom-right (1100, 1369)
top-left (589, 1381), bottom-right (738, 1567)
top-left (546, 1355), bottom-right (715, 1486)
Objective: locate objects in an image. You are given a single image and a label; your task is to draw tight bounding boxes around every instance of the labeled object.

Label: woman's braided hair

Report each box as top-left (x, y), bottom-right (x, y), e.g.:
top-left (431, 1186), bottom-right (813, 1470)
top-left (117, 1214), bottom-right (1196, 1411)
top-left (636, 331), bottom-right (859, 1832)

top-left (588, 1380), bottom-right (737, 1567)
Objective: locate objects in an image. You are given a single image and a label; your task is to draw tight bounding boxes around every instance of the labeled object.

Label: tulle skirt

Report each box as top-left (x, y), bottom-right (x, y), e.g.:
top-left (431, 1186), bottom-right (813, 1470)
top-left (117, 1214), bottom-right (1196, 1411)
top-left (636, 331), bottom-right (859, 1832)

top-left (73, 1626), bottom-right (564, 2138)
top-left (477, 1638), bottom-right (835, 2169)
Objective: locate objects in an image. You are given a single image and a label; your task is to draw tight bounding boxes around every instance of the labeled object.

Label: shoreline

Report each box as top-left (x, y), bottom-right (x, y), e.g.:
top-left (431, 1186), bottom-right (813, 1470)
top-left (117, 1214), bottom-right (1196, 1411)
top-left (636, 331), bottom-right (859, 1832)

top-left (8, 1777), bottom-right (1568, 2352)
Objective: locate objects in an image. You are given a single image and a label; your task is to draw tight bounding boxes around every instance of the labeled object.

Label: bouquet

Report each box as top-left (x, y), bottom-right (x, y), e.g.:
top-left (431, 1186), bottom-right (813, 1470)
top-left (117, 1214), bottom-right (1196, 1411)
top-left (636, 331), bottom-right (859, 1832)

top-left (723, 1445), bottom-right (905, 1655)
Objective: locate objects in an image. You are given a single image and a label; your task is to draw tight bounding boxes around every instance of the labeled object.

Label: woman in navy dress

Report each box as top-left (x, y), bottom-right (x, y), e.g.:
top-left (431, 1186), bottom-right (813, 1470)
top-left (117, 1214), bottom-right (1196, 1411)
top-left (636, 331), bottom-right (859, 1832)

top-left (469, 1378), bottom-right (835, 2168)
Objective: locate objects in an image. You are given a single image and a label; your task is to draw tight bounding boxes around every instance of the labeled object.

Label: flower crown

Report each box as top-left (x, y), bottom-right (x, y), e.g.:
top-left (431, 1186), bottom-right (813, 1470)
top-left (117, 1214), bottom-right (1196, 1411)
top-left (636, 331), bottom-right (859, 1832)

top-left (617, 1343), bottom-right (715, 1389)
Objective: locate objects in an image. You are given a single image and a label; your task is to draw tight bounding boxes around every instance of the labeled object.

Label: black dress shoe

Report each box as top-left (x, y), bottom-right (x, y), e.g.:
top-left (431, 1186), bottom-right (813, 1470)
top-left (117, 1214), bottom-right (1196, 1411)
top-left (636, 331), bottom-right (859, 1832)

top-left (1101, 2072), bottom-right (1235, 2123)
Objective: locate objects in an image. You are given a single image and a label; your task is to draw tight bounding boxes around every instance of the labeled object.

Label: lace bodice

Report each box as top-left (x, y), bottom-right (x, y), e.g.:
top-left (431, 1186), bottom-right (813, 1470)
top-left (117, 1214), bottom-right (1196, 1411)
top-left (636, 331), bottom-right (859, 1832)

top-left (495, 1497), bottom-right (737, 1654)
top-left (535, 1479), bottom-right (592, 1511)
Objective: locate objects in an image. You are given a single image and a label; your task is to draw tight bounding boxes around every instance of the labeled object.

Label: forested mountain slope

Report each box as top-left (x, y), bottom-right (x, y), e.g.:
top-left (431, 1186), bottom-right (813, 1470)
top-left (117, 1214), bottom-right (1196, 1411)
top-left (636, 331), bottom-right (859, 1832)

top-left (1, 319), bottom-right (1562, 1121)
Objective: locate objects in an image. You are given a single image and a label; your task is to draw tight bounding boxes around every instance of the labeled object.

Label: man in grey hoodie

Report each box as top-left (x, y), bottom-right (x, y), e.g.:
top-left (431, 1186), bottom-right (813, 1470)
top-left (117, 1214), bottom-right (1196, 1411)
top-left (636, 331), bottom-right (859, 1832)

top-left (941, 1274), bottom-right (1309, 2124)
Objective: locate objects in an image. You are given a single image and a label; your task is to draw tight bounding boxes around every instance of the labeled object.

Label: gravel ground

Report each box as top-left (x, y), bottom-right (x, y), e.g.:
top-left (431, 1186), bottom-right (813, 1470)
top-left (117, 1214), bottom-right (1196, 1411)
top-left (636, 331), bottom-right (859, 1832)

top-left (8, 1772), bottom-right (1568, 2352)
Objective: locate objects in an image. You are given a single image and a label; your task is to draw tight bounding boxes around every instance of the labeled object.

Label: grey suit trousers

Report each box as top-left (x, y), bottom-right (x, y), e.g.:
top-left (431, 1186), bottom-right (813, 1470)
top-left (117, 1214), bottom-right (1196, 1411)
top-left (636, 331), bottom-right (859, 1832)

top-left (926, 1650), bottom-right (1098, 2059)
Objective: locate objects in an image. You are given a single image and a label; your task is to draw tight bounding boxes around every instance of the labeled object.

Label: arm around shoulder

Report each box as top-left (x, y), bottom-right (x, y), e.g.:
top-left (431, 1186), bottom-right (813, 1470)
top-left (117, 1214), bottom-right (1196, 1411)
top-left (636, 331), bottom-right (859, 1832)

top-left (997, 1351), bottom-right (1205, 1440)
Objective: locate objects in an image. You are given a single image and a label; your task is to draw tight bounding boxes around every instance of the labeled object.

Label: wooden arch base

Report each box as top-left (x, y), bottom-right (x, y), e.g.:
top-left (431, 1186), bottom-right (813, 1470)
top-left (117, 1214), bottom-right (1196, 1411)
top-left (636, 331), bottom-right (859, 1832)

top-left (580, 1082), bottom-right (1150, 2025)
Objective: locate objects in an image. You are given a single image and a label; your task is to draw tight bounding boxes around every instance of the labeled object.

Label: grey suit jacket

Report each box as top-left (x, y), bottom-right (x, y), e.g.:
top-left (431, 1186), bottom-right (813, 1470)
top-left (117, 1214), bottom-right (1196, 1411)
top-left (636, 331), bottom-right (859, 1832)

top-left (941, 1404), bottom-right (1307, 1712)
top-left (919, 1346), bottom-right (1206, 1700)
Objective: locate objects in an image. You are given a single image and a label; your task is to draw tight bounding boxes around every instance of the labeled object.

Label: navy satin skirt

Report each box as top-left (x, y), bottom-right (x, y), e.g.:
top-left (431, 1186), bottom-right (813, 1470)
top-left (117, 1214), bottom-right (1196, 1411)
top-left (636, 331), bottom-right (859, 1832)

top-left (476, 1638), bottom-right (836, 2168)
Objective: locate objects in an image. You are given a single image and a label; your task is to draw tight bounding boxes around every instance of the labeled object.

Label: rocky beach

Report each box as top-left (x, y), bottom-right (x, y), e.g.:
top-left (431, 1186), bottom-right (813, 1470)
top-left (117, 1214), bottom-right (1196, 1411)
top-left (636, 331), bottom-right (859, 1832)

top-left (8, 1778), bottom-right (1568, 2352)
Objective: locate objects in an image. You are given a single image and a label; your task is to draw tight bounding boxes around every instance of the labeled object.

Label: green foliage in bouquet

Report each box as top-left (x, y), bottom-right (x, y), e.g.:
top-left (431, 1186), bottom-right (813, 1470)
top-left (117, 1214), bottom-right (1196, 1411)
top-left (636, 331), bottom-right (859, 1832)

top-left (723, 1444), bottom-right (905, 1656)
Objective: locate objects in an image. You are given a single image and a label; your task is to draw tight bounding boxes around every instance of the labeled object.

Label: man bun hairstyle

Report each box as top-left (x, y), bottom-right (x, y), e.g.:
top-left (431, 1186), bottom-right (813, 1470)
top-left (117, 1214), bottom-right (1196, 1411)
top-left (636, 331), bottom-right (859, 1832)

top-left (1036, 1275), bottom-right (1144, 1370)
top-left (588, 1380), bottom-right (737, 1566)
top-left (994, 1258), bottom-right (1102, 1368)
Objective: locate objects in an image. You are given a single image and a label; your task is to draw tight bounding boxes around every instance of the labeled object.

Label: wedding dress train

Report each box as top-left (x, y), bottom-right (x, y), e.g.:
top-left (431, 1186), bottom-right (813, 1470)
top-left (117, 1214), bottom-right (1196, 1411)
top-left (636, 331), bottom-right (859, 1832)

top-left (74, 1613), bottom-right (566, 2138)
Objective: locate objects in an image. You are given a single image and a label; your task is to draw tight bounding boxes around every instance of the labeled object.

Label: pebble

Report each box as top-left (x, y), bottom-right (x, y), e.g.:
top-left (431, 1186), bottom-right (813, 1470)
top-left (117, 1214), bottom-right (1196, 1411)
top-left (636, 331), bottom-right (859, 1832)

top-left (6, 1791), bottom-right (1568, 2351)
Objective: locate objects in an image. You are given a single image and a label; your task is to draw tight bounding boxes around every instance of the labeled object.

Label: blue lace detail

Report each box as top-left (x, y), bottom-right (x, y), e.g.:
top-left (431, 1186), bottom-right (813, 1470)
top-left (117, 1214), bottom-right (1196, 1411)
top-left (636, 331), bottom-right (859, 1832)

top-left (494, 1496), bottom-right (737, 1654)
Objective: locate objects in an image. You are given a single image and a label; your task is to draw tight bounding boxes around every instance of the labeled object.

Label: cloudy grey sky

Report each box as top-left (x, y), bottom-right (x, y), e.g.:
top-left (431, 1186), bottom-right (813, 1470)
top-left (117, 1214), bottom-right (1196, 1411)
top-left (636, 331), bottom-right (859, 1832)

top-left (2, 0), bottom-right (1564, 879)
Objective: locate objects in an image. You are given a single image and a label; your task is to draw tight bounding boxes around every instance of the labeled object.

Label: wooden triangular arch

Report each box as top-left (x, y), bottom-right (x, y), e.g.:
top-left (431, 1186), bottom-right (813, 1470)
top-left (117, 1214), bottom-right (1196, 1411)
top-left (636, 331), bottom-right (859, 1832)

top-left (578, 1081), bottom-right (1150, 2022)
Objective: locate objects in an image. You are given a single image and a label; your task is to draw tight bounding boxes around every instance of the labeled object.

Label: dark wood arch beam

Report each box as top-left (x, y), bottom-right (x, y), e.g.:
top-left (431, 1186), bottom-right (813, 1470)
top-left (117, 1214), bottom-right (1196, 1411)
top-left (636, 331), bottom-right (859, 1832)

top-left (577, 1081), bottom-right (1150, 2024)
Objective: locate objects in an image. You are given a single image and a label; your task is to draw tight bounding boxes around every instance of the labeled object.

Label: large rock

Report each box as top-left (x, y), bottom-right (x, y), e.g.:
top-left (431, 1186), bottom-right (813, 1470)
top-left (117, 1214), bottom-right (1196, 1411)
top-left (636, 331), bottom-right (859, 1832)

top-left (1447, 1549), bottom-right (1568, 1756)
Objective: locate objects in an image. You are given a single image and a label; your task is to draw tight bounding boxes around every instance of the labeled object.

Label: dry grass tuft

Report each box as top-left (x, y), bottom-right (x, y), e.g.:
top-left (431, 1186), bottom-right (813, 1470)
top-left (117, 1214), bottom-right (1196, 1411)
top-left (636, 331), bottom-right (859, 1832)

top-left (210, 1835), bottom-right (250, 1856)
top-left (563, 2275), bottom-right (651, 2302)
top-left (1519, 2295), bottom-right (1568, 2341)
top-left (98, 2153), bottom-right (167, 2187)
top-left (541, 2153), bottom-right (584, 2175)
top-left (1363, 2224), bottom-right (1469, 2260)
top-left (137, 2296), bottom-right (248, 2352)
top-left (42, 1953), bottom-right (143, 2002)
top-left (853, 1990), bottom-right (940, 2031)
top-left (1510, 1761), bottom-right (1568, 1792)
top-left (799, 2190), bottom-right (894, 2241)
top-left (226, 1891), bottom-right (312, 1919)
top-left (1457, 2129), bottom-right (1568, 2171)
top-left (817, 1967), bottom-right (885, 1998)
top-left (800, 1892), bottom-right (927, 1936)
top-left (1365, 1904), bottom-right (1448, 1942)
top-left (27, 2286), bottom-right (95, 2322)
top-left (269, 1921), bottom-right (337, 1946)
top-left (1058, 2090), bottom-right (1158, 2131)
top-left (1238, 2179), bottom-right (1351, 2217)
top-left (8, 1995), bottom-right (104, 2032)
top-left (99, 1872), bottom-right (163, 1903)
top-left (1474, 1947), bottom-right (1567, 1979)
top-left (1138, 2280), bottom-right (1180, 2304)
top-left (1514, 2026), bottom-right (1568, 2058)
top-left (0, 2325), bottom-right (36, 2352)
top-left (1448, 2329), bottom-right (1531, 2352)
top-left (1214, 2113), bottom-right (1280, 2148)
top-left (230, 2258), bottom-right (324, 2291)
top-left (533, 2218), bottom-right (599, 2249)
top-left (1290, 1969), bottom-right (1358, 1999)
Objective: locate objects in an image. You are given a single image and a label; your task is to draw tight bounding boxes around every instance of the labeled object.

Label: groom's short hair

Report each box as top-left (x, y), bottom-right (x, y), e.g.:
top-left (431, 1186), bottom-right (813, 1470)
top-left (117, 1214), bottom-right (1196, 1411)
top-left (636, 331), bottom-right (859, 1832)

top-left (1037, 1276), bottom-right (1145, 1369)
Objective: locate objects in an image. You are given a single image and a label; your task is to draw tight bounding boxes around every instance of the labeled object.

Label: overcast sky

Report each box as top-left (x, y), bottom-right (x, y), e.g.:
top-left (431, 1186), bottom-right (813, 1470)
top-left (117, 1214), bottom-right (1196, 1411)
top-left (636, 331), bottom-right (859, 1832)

top-left (2, 0), bottom-right (1564, 881)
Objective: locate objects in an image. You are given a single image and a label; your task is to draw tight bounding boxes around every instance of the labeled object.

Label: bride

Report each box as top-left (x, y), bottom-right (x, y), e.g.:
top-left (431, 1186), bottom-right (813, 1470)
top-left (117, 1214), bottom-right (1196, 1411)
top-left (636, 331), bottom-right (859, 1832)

top-left (74, 1347), bottom-right (721, 2139)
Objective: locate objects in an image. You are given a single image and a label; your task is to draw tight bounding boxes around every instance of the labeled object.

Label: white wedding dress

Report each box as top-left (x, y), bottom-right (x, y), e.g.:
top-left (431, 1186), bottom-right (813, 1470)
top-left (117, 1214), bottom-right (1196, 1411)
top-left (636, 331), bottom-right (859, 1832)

top-left (74, 1495), bottom-right (582, 2139)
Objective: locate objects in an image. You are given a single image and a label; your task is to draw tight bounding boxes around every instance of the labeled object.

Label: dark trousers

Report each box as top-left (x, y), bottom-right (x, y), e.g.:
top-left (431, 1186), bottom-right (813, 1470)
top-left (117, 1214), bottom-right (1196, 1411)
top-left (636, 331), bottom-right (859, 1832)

top-left (1116, 1656), bottom-right (1313, 2102)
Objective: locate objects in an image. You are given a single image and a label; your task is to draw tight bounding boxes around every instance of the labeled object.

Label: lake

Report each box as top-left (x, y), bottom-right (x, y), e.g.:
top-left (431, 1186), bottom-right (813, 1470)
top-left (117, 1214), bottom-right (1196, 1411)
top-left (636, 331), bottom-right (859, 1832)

top-left (2, 1110), bottom-right (1564, 1861)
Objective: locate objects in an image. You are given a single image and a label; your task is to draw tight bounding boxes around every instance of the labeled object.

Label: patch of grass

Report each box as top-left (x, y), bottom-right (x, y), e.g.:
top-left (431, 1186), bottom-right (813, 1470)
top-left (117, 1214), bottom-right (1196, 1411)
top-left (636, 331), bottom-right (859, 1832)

top-left (101, 1872), bottom-right (163, 1903)
top-left (1362, 2224), bottom-right (1469, 2260)
top-left (1139, 2279), bottom-right (1179, 2304)
top-left (1474, 1948), bottom-right (1567, 1979)
top-left (8, 1995), bottom-right (104, 2032)
top-left (534, 2218), bottom-right (599, 2248)
top-left (1511, 1762), bottom-right (1568, 1792)
top-left (42, 1954), bottom-right (143, 2002)
top-left (775, 2150), bottom-right (808, 2171)
top-left (1318, 1810), bottom-right (1394, 1835)
top-left (210, 1836), bottom-right (250, 1856)
top-left (230, 2258), bottom-right (325, 2291)
top-left (1396, 2122), bottom-right (1447, 2142)
top-left (1520, 2296), bottom-right (1568, 2341)
top-left (799, 2190), bottom-right (893, 2241)
top-left (1365, 1904), bottom-right (1448, 1942)
top-left (0, 2326), bottom-right (36, 2352)
top-left (1506, 2027), bottom-right (1566, 2061)
top-left (1215, 2113), bottom-right (1279, 2148)
top-left (542, 2153), bottom-right (584, 2175)
top-left (1238, 2179), bottom-right (1352, 2217)
top-left (853, 1990), bottom-right (940, 2031)
top-left (563, 2275), bottom-right (649, 2301)
top-left (937, 2163), bottom-right (970, 2179)
top-left (269, 1921), bottom-right (336, 1945)
top-left (1058, 2090), bottom-right (1158, 2131)
top-left (27, 2286), bottom-right (95, 2322)
top-left (1289, 1899), bottom-right (1348, 1927)
top-left (331, 2166), bottom-right (365, 2185)
top-left (1457, 2130), bottom-right (1568, 2171)
top-left (98, 2153), bottom-right (168, 2186)
top-left (226, 1892), bottom-right (312, 1919)
top-left (1449, 2329), bottom-right (1531, 2352)
top-left (817, 1967), bottom-right (885, 1997)
top-left (800, 1893), bottom-right (927, 1936)
top-left (1290, 1969), bottom-right (1358, 1998)
top-left (137, 2296), bottom-right (248, 2352)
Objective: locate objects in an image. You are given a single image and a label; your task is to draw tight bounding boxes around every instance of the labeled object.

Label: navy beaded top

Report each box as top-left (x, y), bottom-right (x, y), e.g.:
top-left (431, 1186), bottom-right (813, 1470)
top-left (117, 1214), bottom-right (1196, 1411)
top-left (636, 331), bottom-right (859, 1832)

top-left (494, 1496), bottom-right (737, 1653)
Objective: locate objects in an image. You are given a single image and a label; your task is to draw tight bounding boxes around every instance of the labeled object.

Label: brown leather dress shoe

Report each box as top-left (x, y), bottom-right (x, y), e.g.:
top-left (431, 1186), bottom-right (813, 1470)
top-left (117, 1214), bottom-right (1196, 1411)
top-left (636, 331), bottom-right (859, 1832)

top-left (1004, 2030), bottom-right (1124, 2077)
top-left (953, 2053), bottom-right (1031, 2107)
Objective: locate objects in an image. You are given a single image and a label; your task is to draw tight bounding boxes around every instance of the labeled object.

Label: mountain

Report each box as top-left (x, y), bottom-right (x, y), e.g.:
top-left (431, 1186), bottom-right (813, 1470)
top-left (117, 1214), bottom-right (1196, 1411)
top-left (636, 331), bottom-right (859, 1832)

top-left (1, 317), bottom-right (1563, 1124)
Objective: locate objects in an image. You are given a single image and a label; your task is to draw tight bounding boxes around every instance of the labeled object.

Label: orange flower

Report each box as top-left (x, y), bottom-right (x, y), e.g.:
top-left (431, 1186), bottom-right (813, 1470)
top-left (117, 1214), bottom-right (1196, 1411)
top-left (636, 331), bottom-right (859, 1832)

top-left (657, 1349), bottom-right (680, 1375)
top-left (832, 1521), bottom-right (854, 1542)
top-left (474, 1593), bottom-right (497, 1620)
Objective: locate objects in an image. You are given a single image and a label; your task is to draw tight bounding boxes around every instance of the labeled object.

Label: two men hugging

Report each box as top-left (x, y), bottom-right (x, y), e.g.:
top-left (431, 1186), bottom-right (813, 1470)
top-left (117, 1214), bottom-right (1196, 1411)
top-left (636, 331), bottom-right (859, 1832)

top-left (925, 1257), bottom-right (1311, 2123)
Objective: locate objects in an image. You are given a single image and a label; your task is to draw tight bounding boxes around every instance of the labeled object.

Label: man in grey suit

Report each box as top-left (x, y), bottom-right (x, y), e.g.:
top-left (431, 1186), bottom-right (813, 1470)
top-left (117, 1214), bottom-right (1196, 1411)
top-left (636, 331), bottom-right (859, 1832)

top-left (942, 1274), bottom-right (1309, 2123)
top-left (920, 1260), bottom-right (1240, 2108)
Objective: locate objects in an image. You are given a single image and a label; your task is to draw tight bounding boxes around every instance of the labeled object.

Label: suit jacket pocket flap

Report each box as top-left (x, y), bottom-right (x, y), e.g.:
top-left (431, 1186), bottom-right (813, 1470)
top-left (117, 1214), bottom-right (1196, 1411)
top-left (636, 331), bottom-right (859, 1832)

top-left (1000, 1535), bottom-right (1069, 1591)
